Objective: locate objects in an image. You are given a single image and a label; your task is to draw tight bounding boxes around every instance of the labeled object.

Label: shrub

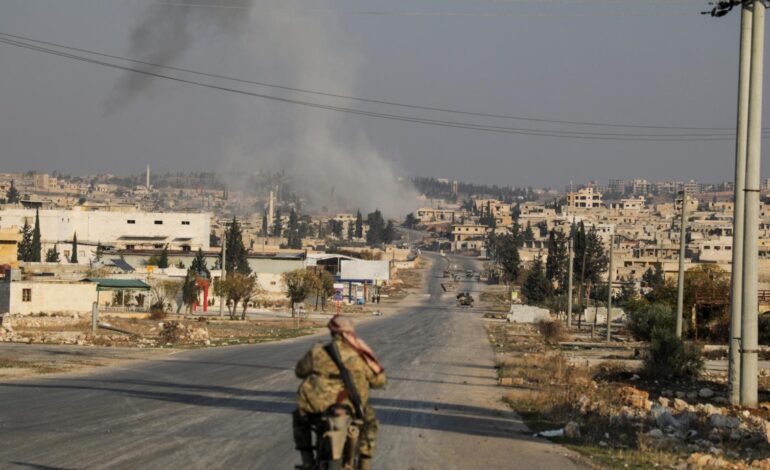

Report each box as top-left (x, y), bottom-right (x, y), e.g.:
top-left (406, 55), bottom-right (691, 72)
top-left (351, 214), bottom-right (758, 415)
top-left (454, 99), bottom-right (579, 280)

top-left (642, 328), bottom-right (703, 380)
top-left (627, 303), bottom-right (675, 341)
top-left (537, 320), bottom-right (566, 344)
top-left (760, 314), bottom-right (770, 345)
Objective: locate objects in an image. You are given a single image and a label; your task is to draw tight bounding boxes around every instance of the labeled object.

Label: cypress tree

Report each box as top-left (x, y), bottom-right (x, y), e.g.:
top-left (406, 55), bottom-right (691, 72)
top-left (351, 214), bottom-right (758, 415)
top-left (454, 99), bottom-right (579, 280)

top-left (272, 209), bottom-right (283, 237)
top-left (355, 210), bottom-right (363, 238)
top-left (70, 232), bottom-right (79, 264)
top-left (30, 209), bottom-right (42, 262)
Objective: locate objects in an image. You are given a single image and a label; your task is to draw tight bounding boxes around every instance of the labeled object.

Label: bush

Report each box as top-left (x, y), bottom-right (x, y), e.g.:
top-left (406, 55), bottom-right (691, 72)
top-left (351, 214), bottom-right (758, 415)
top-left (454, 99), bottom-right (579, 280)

top-left (760, 314), bottom-right (770, 345)
top-left (627, 303), bottom-right (675, 341)
top-left (642, 328), bottom-right (703, 380)
top-left (537, 320), bottom-right (566, 344)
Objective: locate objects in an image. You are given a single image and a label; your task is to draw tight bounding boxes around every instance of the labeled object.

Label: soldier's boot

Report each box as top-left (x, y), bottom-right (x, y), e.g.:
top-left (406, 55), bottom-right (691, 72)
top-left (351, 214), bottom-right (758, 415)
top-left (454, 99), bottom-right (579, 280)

top-left (295, 450), bottom-right (315, 470)
top-left (359, 456), bottom-right (372, 470)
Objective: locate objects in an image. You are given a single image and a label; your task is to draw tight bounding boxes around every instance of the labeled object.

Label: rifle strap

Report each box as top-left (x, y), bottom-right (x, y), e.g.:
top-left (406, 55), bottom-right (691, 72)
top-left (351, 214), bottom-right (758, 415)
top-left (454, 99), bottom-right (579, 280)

top-left (324, 342), bottom-right (364, 419)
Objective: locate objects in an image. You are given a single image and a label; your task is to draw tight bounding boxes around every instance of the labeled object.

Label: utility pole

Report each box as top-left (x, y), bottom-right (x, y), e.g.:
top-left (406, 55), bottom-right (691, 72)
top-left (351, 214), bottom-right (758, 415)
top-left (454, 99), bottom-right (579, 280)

top-left (219, 232), bottom-right (227, 318)
top-left (567, 234), bottom-right (575, 328)
top-left (676, 190), bottom-right (688, 338)
top-left (741, 0), bottom-right (766, 409)
top-left (729, 2), bottom-right (753, 406)
top-left (606, 233), bottom-right (614, 342)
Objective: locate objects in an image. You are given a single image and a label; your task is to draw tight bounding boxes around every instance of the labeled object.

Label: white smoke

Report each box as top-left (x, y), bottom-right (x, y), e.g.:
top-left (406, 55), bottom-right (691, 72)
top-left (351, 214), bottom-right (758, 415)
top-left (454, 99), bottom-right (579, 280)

top-left (116, 0), bottom-right (419, 216)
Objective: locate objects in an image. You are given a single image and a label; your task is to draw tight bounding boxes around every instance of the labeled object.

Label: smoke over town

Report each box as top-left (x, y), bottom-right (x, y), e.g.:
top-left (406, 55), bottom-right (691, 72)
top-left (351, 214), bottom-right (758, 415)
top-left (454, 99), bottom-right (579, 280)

top-left (112, 0), bottom-right (418, 216)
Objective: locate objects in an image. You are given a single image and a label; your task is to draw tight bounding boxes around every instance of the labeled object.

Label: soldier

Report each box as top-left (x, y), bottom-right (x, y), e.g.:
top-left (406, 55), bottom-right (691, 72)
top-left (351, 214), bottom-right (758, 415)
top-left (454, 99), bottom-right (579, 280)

top-left (293, 315), bottom-right (386, 470)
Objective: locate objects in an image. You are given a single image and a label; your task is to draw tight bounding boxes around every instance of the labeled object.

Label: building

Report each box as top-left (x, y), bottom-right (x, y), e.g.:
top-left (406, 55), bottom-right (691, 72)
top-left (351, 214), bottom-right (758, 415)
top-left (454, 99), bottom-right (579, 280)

top-left (0, 207), bottom-right (211, 263)
top-left (608, 179), bottom-right (627, 195)
top-left (414, 208), bottom-right (457, 224)
top-left (631, 179), bottom-right (650, 196)
top-left (0, 228), bottom-right (19, 268)
top-left (451, 224), bottom-right (488, 253)
top-left (609, 197), bottom-right (646, 212)
top-left (566, 187), bottom-right (604, 210)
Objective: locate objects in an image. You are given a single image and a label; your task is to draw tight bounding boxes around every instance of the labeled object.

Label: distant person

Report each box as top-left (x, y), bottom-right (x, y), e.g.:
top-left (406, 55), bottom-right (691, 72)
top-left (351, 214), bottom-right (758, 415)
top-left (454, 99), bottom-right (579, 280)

top-left (293, 315), bottom-right (386, 470)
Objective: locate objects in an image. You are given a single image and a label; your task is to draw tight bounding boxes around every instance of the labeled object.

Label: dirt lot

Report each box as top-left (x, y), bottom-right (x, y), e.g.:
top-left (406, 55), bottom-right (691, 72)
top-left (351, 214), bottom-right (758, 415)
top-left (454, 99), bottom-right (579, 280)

top-left (487, 320), bottom-right (770, 469)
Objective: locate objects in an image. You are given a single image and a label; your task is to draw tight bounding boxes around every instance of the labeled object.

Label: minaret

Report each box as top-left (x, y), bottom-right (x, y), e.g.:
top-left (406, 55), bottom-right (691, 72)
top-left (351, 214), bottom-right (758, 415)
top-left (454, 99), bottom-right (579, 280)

top-left (146, 164), bottom-right (151, 190)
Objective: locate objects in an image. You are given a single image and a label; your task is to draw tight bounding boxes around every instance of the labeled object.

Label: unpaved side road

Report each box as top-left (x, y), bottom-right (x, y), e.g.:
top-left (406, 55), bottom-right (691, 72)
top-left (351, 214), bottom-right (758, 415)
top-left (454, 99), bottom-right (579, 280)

top-left (0, 253), bottom-right (583, 469)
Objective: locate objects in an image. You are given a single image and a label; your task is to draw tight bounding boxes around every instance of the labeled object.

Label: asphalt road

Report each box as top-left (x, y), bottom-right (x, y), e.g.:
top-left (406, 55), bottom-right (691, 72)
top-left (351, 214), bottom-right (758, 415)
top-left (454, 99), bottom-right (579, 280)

top-left (0, 253), bottom-right (581, 470)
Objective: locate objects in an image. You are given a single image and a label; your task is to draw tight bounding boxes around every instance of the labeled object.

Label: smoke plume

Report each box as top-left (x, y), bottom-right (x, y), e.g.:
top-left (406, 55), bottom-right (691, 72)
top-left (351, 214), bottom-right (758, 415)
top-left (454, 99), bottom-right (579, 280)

top-left (114, 0), bottom-right (418, 216)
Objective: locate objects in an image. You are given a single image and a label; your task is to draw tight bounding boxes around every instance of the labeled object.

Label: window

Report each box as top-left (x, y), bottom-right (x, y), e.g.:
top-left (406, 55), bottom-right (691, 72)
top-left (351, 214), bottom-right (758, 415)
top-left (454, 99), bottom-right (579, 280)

top-left (126, 245), bottom-right (135, 250)
top-left (127, 220), bottom-right (136, 224)
top-left (154, 220), bottom-right (163, 225)
top-left (22, 288), bottom-right (31, 302)
top-left (181, 221), bottom-right (190, 225)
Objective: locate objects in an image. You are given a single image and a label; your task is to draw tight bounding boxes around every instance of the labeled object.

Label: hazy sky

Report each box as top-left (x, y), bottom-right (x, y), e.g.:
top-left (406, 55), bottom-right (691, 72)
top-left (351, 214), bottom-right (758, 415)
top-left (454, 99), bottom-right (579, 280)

top-left (0, 0), bottom-right (767, 191)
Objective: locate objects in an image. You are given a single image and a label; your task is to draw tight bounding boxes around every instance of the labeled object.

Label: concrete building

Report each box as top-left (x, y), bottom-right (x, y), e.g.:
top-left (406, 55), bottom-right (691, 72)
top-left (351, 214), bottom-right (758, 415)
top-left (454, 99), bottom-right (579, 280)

top-left (451, 224), bottom-right (488, 253)
top-left (566, 187), bottom-right (604, 211)
top-left (414, 208), bottom-right (457, 224)
top-left (0, 228), bottom-right (19, 268)
top-left (0, 207), bottom-right (211, 263)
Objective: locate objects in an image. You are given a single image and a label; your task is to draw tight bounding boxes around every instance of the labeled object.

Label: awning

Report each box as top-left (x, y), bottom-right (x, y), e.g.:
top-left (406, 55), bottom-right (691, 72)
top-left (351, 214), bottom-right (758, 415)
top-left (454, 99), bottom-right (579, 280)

top-left (81, 278), bottom-right (151, 291)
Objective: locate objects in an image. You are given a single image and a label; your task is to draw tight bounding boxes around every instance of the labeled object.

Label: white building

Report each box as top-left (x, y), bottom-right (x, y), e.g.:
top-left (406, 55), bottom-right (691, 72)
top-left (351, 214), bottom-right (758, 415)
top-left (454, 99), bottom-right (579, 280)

top-left (0, 207), bottom-right (211, 263)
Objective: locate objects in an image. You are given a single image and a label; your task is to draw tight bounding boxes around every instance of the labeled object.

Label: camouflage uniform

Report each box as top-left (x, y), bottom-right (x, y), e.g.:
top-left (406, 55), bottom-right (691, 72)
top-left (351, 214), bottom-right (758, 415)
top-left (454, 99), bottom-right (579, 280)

top-left (293, 337), bottom-right (387, 460)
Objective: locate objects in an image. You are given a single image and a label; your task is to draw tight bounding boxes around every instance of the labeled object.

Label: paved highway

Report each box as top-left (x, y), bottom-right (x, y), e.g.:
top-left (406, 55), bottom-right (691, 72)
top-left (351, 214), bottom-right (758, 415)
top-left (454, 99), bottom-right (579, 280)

top-left (0, 253), bottom-right (581, 469)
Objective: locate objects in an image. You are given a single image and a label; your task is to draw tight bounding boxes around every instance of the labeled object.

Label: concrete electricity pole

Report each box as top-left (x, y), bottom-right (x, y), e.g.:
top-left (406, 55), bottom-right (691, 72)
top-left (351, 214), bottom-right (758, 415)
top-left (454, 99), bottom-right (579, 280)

top-left (676, 191), bottom-right (688, 338)
top-left (567, 234), bottom-right (575, 328)
top-left (606, 233), bottom-right (614, 342)
top-left (741, 0), bottom-right (766, 409)
top-left (729, 2), bottom-right (753, 406)
top-left (219, 232), bottom-right (227, 318)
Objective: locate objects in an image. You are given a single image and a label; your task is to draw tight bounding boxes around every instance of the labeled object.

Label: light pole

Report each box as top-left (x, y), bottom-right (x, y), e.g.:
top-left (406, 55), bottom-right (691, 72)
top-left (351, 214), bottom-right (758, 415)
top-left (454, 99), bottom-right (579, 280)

top-left (219, 232), bottom-right (227, 318)
top-left (676, 190), bottom-right (688, 338)
top-left (741, 0), bottom-right (766, 409)
top-left (567, 233), bottom-right (575, 328)
top-left (729, 1), bottom-right (753, 406)
top-left (606, 233), bottom-right (614, 342)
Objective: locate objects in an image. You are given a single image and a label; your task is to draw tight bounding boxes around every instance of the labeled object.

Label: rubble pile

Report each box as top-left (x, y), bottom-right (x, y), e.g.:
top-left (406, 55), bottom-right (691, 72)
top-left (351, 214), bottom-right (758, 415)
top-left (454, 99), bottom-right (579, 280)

top-left (573, 385), bottom-right (770, 468)
top-left (0, 323), bottom-right (21, 342)
top-left (159, 321), bottom-right (210, 345)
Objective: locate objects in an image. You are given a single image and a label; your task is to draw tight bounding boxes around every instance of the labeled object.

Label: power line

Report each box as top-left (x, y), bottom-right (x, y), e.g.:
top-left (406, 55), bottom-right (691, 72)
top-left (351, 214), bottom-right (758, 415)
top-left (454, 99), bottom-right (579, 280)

top-left (0, 30), bottom-right (752, 133)
top-left (0, 34), bottom-right (763, 142)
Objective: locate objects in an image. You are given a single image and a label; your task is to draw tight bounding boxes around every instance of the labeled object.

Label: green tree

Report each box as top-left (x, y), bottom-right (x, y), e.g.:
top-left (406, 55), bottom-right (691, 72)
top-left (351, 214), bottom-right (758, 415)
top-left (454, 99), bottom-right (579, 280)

top-left (355, 210), bottom-right (363, 238)
top-left (181, 269), bottom-right (200, 315)
top-left (366, 210), bottom-right (386, 246)
top-left (545, 229), bottom-right (568, 293)
top-left (45, 244), bottom-right (60, 263)
top-left (403, 213), bottom-right (417, 229)
top-left (286, 208), bottom-right (302, 249)
top-left (522, 256), bottom-right (552, 304)
top-left (272, 208), bottom-right (283, 237)
top-left (383, 220), bottom-right (396, 244)
top-left (226, 216), bottom-right (251, 275)
top-left (70, 232), bottom-right (79, 264)
top-left (158, 245), bottom-right (169, 269)
top-left (282, 269), bottom-right (311, 317)
top-left (6, 180), bottom-right (20, 204)
top-left (346, 221), bottom-right (355, 240)
top-left (523, 222), bottom-right (535, 243)
top-left (261, 209), bottom-right (269, 237)
top-left (488, 231), bottom-right (521, 285)
top-left (190, 248), bottom-right (210, 278)
top-left (328, 220), bottom-right (343, 239)
top-left (30, 209), bottom-right (42, 262)
top-left (17, 220), bottom-right (32, 261)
